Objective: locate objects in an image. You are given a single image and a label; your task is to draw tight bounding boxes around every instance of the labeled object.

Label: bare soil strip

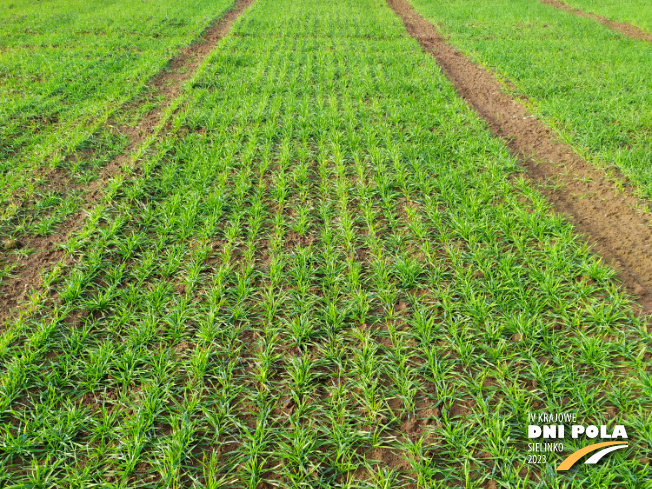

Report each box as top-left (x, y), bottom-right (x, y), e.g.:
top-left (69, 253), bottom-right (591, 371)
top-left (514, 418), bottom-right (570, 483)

top-left (0, 0), bottom-right (255, 323)
top-left (540, 0), bottom-right (652, 43)
top-left (387, 0), bottom-right (652, 312)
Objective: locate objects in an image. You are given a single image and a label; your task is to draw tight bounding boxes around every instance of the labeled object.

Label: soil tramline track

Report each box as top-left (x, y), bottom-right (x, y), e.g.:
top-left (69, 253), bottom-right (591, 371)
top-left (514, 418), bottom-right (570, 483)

top-left (0, 0), bottom-right (256, 324)
top-left (540, 0), bottom-right (652, 43)
top-left (388, 0), bottom-right (652, 312)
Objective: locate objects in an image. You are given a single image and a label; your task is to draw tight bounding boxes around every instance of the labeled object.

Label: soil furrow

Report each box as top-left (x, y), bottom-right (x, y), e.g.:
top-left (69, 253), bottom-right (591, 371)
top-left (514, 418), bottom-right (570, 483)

top-left (0, 0), bottom-right (255, 324)
top-left (539, 0), bottom-right (652, 43)
top-left (387, 0), bottom-right (652, 312)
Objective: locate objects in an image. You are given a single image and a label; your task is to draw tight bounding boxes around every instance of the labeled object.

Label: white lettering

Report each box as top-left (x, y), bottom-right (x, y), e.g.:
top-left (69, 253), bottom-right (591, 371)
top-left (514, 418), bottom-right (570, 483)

top-left (542, 425), bottom-right (564, 439)
top-left (528, 425), bottom-right (542, 438)
top-left (572, 425), bottom-right (585, 438)
top-left (612, 425), bottom-right (628, 439)
top-left (600, 425), bottom-right (612, 438)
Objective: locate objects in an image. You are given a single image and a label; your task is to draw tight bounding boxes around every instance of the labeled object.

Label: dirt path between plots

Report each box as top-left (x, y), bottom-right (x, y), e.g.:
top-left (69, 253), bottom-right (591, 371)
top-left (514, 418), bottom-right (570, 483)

top-left (0, 0), bottom-right (255, 324)
top-left (539, 0), bottom-right (652, 43)
top-left (387, 0), bottom-right (652, 313)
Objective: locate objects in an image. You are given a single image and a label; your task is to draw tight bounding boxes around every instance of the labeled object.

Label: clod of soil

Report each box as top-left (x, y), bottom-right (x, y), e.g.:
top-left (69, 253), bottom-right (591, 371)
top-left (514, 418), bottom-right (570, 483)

top-left (2, 239), bottom-right (22, 251)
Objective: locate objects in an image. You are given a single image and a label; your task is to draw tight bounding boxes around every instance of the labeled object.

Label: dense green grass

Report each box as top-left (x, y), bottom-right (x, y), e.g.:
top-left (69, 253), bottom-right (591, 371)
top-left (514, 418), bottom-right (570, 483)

top-left (561, 0), bottom-right (652, 32)
top-left (0, 0), bottom-right (233, 230)
top-left (408, 0), bottom-right (652, 200)
top-left (0, 0), bottom-right (650, 486)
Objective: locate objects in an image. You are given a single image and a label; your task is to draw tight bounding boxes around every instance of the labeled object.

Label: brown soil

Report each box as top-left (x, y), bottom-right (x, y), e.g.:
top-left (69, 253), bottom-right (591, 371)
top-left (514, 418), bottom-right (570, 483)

top-left (387, 0), bottom-right (652, 312)
top-left (540, 0), bottom-right (652, 43)
top-left (0, 0), bottom-right (255, 325)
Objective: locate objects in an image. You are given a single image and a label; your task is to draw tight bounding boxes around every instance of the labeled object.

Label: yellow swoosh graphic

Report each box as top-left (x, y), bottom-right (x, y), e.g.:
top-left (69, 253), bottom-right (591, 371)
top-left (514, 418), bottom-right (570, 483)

top-left (557, 441), bottom-right (628, 471)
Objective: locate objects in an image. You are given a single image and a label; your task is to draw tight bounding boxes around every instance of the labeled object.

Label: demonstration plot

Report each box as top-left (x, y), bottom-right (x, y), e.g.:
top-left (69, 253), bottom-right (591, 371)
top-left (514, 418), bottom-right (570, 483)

top-left (0, 0), bottom-right (233, 230)
top-left (388, 0), bottom-right (652, 313)
top-left (1, 0), bottom-right (649, 487)
top-left (540, 0), bottom-right (652, 43)
top-left (557, 0), bottom-right (652, 32)
top-left (0, 0), bottom-right (253, 323)
top-left (408, 0), bottom-right (652, 201)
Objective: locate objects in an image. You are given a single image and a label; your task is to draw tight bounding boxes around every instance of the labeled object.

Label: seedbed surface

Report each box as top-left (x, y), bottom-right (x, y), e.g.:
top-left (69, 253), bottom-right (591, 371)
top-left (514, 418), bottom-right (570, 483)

top-left (0, 0), bottom-right (650, 487)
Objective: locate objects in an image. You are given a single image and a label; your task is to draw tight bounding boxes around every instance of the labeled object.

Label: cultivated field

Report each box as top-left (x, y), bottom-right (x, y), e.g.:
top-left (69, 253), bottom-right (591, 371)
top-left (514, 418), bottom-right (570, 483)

top-left (560, 0), bottom-right (652, 31)
top-left (0, 0), bottom-right (232, 235)
top-left (408, 0), bottom-right (652, 198)
top-left (0, 0), bottom-right (651, 487)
